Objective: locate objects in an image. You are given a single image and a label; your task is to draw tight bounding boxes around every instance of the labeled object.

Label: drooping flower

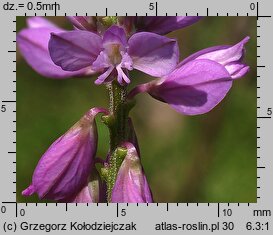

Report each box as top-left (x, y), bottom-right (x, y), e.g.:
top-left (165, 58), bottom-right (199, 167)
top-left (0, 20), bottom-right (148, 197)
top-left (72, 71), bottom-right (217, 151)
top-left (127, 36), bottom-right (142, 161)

top-left (22, 107), bottom-right (107, 201)
top-left (128, 37), bottom-right (250, 115)
top-left (48, 25), bottom-right (179, 85)
top-left (17, 16), bottom-right (94, 78)
top-left (135, 16), bottom-right (203, 35)
top-left (111, 142), bottom-right (153, 203)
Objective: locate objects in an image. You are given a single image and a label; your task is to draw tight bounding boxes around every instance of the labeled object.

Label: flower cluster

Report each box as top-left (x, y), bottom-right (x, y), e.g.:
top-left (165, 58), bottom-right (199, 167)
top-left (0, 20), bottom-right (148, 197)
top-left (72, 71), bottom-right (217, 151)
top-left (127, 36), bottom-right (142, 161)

top-left (18, 16), bottom-right (249, 203)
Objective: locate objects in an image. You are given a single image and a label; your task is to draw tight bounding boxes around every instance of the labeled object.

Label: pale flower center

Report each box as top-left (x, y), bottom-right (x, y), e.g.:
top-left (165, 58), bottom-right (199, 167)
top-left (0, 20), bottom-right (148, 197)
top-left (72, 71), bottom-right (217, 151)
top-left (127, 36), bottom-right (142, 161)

top-left (106, 43), bottom-right (122, 65)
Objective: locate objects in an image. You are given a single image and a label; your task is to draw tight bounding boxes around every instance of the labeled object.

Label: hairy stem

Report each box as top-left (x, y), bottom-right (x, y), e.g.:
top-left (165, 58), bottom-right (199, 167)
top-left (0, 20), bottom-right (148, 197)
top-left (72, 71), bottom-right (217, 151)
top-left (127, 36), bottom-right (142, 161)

top-left (108, 81), bottom-right (128, 151)
top-left (102, 81), bottom-right (134, 202)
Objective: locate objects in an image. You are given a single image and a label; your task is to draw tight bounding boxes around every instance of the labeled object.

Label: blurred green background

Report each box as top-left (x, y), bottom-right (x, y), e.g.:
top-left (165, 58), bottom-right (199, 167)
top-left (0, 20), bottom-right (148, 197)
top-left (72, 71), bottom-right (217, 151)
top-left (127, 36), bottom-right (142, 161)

top-left (17, 17), bottom-right (256, 203)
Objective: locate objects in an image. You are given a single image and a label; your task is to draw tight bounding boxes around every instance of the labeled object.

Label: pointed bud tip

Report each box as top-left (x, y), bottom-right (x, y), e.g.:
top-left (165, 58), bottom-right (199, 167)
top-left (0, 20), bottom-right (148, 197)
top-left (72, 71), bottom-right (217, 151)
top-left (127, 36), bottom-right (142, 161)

top-left (242, 36), bottom-right (250, 44)
top-left (22, 185), bottom-right (35, 196)
top-left (116, 147), bottom-right (127, 160)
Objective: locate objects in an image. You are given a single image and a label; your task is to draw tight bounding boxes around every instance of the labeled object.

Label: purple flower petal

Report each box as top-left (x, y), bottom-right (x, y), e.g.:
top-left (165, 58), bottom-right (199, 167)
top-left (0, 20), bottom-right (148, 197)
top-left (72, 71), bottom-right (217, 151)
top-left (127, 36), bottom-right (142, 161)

top-left (121, 52), bottom-right (133, 70)
top-left (27, 16), bottom-right (58, 29)
top-left (92, 26), bottom-right (134, 85)
top-left (180, 37), bottom-right (250, 79)
top-left (22, 107), bottom-right (108, 201)
top-left (116, 65), bottom-right (130, 84)
top-left (92, 51), bottom-right (111, 71)
top-left (17, 27), bottom-right (93, 78)
top-left (136, 16), bottom-right (203, 35)
top-left (103, 25), bottom-right (127, 47)
top-left (111, 142), bottom-right (153, 203)
top-left (71, 185), bottom-right (94, 203)
top-left (149, 59), bottom-right (232, 115)
top-left (94, 66), bottom-right (114, 85)
top-left (49, 31), bottom-right (102, 71)
top-left (128, 32), bottom-right (179, 77)
top-left (66, 16), bottom-right (97, 32)
top-left (225, 62), bottom-right (250, 79)
top-left (71, 169), bottom-right (106, 203)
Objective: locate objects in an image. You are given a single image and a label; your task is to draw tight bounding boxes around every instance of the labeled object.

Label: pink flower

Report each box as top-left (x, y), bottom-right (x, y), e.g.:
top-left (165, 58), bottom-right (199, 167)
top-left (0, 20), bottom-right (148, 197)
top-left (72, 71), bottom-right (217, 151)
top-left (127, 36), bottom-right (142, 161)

top-left (111, 142), bottom-right (153, 203)
top-left (22, 108), bottom-right (107, 201)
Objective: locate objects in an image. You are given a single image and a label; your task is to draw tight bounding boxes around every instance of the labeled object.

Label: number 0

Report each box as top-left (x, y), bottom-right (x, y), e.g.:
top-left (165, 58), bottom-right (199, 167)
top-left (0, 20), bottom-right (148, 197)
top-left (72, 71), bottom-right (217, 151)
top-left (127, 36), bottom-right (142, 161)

top-left (250, 3), bottom-right (256, 10)
top-left (1, 206), bottom-right (6, 213)
top-left (20, 208), bottom-right (25, 216)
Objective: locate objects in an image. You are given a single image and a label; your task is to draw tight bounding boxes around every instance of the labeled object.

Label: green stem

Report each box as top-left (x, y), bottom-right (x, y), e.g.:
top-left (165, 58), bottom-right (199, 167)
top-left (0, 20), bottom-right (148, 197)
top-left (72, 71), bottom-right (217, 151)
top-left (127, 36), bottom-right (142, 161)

top-left (108, 81), bottom-right (128, 152)
top-left (101, 81), bottom-right (134, 202)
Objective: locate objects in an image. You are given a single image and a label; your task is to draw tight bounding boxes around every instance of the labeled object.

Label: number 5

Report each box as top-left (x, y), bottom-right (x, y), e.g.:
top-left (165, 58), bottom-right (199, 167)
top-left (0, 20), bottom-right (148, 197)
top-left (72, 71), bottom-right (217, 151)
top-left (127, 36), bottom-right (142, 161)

top-left (149, 3), bottom-right (155, 10)
top-left (121, 208), bottom-right (126, 216)
top-left (1, 105), bottom-right (6, 112)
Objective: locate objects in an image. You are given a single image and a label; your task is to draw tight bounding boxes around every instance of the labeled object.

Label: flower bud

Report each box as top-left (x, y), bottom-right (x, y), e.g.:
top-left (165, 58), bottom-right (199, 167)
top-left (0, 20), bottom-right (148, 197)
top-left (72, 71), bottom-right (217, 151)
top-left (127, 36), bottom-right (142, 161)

top-left (22, 107), bottom-right (107, 201)
top-left (111, 142), bottom-right (153, 203)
